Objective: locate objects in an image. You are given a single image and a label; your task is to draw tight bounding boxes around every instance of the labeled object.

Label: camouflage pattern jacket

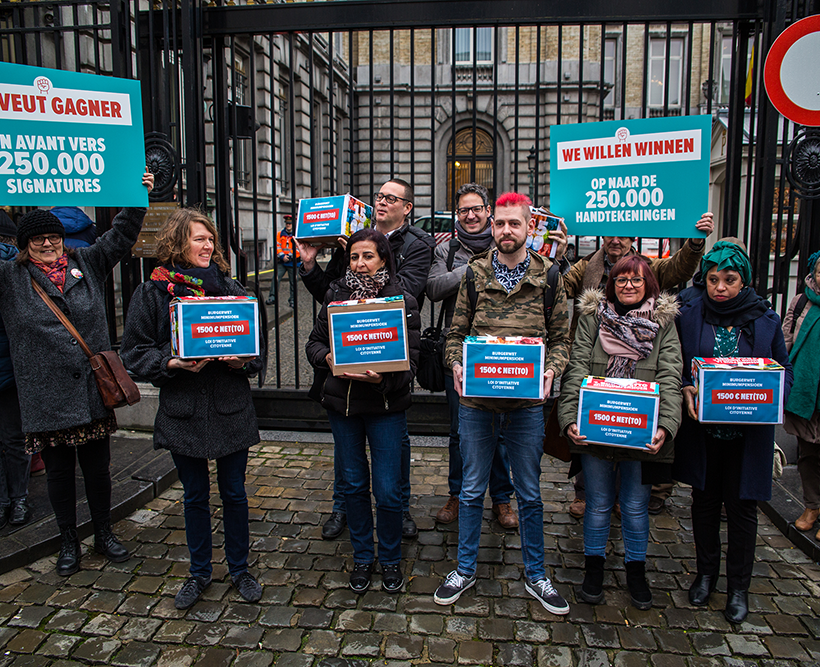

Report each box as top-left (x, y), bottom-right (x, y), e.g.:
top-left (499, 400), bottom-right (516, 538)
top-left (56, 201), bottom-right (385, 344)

top-left (445, 248), bottom-right (571, 412)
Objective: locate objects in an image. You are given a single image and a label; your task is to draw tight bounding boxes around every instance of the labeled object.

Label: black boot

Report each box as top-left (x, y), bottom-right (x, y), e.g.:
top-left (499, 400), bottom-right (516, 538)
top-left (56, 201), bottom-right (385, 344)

top-left (56, 526), bottom-right (81, 576)
top-left (578, 555), bottom-right (606, 604)
top-left (688, 573), bottom-right (718, 606)
top-left (94, 521), bottom-right (130, 563)
top-left (724, 588), bottom-right (749, 623)
top-left (625, 560), bottom-right (652, 610)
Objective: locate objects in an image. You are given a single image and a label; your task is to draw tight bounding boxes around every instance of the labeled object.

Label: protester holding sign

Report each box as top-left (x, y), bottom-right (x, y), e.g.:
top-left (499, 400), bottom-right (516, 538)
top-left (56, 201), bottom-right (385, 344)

top-left (305, 228), bottom-right (420, 595)
top-left (0, 171), bottom-right (152, 577)
top-left (673, 242), bottom-right (793, 624)
top-left (120, 208), bottom-right (264, 609)
top-left (782, 250), bottom-right (820, 538)
top-left (558, 255), bottom-right (682, 611)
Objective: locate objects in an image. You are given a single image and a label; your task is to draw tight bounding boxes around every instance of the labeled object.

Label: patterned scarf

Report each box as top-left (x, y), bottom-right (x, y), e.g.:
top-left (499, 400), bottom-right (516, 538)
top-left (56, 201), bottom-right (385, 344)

top-left (150, 263), bottom-right (225, 297)
top-left (597, 299), bottom-right (659, 378)
top-left (344, 266), bottom-right (390, 299)
top-left (492, 249), bottom-right (530, 293)
top-left (30, 254), bottom-right (69, 292)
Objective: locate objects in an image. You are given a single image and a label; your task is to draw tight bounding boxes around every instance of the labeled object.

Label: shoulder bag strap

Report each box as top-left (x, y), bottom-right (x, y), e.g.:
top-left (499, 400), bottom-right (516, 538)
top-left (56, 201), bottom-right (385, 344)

top-left (30, 278), bottom-right (95, 359)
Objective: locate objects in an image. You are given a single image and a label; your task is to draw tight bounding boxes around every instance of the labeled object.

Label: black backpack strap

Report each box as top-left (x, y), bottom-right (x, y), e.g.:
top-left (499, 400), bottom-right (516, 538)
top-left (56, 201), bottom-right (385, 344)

top-left (466, 265), bottom-right (478, 316)
top-left (397, 224), bottom-right (434, 270)
top-left (445, 237), bottom-right (460, 271)
top-left (791, 292), bottom-right (809, 335)
top-left (543, 262), bottom-right (560, 324)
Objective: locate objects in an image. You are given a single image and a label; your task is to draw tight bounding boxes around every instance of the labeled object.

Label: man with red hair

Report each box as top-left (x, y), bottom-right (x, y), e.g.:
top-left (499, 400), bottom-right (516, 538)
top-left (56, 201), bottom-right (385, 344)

top-left (434, 192), bottom-right (571, 614)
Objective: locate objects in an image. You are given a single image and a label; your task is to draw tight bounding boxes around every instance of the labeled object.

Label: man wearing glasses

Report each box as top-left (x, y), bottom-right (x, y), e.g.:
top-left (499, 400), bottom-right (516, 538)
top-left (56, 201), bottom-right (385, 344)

top-left (556, 213), bottom-right (715, 520)
top-left (427, 183), bottom-right (553, 530)
top-left (296, 178), bottom-right (435, 541)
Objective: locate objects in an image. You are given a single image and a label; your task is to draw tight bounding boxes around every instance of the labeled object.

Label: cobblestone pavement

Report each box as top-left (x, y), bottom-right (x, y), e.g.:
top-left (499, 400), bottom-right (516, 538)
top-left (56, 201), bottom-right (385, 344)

top-left (0, 441), bottom-right (818, 667)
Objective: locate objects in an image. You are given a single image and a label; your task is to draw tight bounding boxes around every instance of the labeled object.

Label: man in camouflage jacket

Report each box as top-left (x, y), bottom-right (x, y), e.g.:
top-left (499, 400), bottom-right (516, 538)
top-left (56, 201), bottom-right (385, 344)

top-left (434, 192), bottom-right (571, 615)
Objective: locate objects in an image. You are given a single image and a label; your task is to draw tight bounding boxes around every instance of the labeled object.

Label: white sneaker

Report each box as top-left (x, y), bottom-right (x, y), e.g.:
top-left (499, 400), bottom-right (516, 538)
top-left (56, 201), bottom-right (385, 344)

top-left (525, 577), bottom-right (570, 615)
top-left (434, 570), bottom-right (476, 605)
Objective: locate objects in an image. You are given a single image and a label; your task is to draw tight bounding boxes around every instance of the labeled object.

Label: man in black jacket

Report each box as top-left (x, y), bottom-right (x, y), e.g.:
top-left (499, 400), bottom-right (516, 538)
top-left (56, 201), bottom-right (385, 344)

top-left (296, 178), bottom-right (435, 540)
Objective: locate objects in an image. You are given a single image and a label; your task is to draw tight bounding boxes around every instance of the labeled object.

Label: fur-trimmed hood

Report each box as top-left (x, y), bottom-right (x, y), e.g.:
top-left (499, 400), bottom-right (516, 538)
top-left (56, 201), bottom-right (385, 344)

top-left (577, 288), bottom-right (679, 328)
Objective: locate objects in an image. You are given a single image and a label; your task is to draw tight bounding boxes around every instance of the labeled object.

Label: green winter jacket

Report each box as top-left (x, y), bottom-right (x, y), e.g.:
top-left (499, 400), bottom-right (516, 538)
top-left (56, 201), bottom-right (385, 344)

top-left (557, 289), bottom-right (683, 464)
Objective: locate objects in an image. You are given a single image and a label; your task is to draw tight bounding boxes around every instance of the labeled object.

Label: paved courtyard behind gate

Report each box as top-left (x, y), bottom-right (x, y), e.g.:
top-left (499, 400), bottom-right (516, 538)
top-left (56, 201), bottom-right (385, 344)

top-left (0, 437), bottom-right (818, 667)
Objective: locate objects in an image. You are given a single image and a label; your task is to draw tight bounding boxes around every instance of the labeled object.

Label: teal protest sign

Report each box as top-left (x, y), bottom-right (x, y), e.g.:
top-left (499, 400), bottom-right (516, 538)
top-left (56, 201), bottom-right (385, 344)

top-left (549, 115), bottom-right (711, 238)
top-left (0, 62), bottom-right (146, 207)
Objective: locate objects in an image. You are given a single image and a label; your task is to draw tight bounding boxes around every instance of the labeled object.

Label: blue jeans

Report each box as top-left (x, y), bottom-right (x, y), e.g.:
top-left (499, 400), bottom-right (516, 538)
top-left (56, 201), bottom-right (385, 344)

top-left (327, 409), bottom-right (403, 565)
top-left (0, 385), bottom-right (29, 506)
top-left (581, 454), bottom-right (650, 563)
top-left (457, 405), bottom-right (546, 581)
top-left (332, 423), bottom-right (411, 514)
top-left (172, 448), bottom-right (250, 580)
top-left (445, 374), bottom-right (513, 502)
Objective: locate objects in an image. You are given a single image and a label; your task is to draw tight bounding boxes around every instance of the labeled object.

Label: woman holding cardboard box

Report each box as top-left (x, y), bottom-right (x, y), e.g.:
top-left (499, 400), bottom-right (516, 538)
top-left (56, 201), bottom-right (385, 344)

top-left (558, 255), bottom-right (682, 611)
top-left (306, 227), bottom-right (420, 594)
top-left (121, 208), bottom-right (264, 610)
top-left (783, 250), bottom-right (820, 538)
top-left (674, 242), bottom-right (793, 623)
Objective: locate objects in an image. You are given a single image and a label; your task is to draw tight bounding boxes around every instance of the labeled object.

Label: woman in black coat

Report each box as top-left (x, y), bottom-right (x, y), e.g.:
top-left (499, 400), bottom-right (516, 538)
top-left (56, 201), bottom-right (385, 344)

top-left (121, 208), bottom-right (263, 610)
top-left (0, 172), bottom-right (153, 577)
top-left (673, 241), bottom-right (793, 624)
top-left (306, 228), bottom-right (420, 595)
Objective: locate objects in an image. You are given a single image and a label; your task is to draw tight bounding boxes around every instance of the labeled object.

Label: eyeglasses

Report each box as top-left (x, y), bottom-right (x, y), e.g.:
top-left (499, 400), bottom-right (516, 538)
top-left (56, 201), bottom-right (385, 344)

top-left (29, 234), bottom-right (62, 246)
top-left (614, 276), bottom-right (645, 287)
top-left (374, 192), bottom-right (410, 205)
top-left (456, 205), bottom-right (487, 217)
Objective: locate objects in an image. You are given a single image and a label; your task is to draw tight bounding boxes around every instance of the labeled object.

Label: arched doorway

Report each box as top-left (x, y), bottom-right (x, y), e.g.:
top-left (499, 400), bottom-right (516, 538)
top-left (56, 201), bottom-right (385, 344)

top-left (447, 127), bottom-right (495, 210)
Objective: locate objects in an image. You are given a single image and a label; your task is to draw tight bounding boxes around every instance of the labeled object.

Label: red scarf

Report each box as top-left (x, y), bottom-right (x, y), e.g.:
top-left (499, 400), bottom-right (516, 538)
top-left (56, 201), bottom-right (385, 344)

top-left (30, 254), bottom-right (69, 292)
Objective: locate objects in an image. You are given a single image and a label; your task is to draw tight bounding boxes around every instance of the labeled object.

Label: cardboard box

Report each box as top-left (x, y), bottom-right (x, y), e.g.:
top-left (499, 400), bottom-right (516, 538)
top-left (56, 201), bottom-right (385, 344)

top-left (462, 336), bottom-right (545, 400)
top-left (577, 376), bottom-right (660, 450)
top-left (295, 194), bottom-right (372, 246)
top-left (170, 296), bottom-right (260, 359)
top-left (528, 206), bottom-right (563, 258)
top-left (692, 357), bottom-right (785, 424)
top-left (327, 296), bottom-right (410, 376)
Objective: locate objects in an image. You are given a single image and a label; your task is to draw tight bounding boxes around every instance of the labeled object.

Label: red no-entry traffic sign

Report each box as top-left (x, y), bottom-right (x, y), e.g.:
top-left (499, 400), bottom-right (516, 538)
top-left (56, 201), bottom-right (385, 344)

top-left (764, 14), bottom-right (820, 126)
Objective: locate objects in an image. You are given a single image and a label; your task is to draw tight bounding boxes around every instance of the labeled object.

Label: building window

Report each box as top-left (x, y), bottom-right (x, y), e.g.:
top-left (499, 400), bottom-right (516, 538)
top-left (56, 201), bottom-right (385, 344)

top-left (454, 27), bottom-right (493, 65)
top-left (446, 127), bottom-right (495, 210)
top-left (648, 37), bottom-right (684, 108)
top-left (230, 52), bottom-right (252, 190)
top-left (603, 37), bottom-right (619, 108)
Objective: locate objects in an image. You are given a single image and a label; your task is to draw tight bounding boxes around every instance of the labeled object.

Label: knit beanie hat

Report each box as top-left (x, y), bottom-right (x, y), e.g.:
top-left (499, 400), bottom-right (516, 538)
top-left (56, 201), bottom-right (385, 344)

top-left (0, 210), bottom-right (16, 239)
top-left (17, 210), bottom-right (65, 249)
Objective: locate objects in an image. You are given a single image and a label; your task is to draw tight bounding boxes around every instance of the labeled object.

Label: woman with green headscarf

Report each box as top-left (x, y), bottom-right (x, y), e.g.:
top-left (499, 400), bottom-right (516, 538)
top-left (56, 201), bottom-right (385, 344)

top-left (782, 249), bottom-right (820, 538)
top-left (673, 241), bottom-right (793, 624)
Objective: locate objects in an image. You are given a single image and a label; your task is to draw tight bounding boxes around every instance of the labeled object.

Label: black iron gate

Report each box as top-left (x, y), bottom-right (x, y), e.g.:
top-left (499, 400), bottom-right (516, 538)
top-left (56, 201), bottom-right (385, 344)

top-left (1, 0), bottom-right (818, 428)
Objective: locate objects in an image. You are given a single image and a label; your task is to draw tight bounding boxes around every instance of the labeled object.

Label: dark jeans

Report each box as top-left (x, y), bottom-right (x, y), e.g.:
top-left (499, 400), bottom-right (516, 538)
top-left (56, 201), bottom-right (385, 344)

top-left (41, 436), bottom-right (112, 529)
top-left (332, 421), bottom-right (411, 514)
top-left (172, 448), bottom-right (250, 580)
top-left (0, 385), bottom-right (29, 506)
top-left (268, 263), bottom-right (296, 304)
top-left (445, 373), bottom-right (513, 503)
top-left (691, 436), bottom-right (758, 591)
top-left (327, 409), bottom-right (403, 565)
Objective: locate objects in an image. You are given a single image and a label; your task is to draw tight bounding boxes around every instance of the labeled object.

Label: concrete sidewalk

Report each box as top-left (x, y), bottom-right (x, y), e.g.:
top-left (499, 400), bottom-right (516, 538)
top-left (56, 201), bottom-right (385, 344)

top-left (0, 434), bottom-right (817, 665)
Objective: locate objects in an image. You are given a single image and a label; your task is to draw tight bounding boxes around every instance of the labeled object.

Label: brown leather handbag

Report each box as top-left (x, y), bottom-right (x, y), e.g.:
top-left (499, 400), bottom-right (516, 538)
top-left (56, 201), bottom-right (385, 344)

top-left (543, 400), bottom-right (571, 462)
top-left (32, 278), bottom-right (140, 410)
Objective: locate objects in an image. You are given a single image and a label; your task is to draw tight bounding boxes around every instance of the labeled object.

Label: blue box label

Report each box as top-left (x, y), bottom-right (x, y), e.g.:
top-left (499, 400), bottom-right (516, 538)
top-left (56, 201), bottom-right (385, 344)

top-left (173, 300), bottom-right (259, 359)
top-left (462, 342), bottom-right (544, 399)
top-left (329, 306), bottom-right (408, 369)
top-left (296, 194), bottom-right (371, 241)
top-left (578, 388), bottom-right (659, 450)
top-left (696, 368), bottom-right (784, 424)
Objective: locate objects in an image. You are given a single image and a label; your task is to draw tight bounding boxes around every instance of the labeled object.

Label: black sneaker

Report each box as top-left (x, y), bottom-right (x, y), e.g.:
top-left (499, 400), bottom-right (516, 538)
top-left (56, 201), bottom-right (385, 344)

top-left (9, 499), bottom-right (29, 526)
top-left (322, 512), bottom-right (347, 540)
top-left (174, 575), bottom-right (211, 610)
top-left (349, 562), bottom-right (374, 593)
top-left (402, 511), bottom-right (418, 538)
top-left (381, 562), bottom-right (404, 592)
top-left (434, 570), bottom-right (476, 605)
top-left (232, 571), bottom-right (262, 602)
top-left (525, 577), bottom-right (570, 615)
